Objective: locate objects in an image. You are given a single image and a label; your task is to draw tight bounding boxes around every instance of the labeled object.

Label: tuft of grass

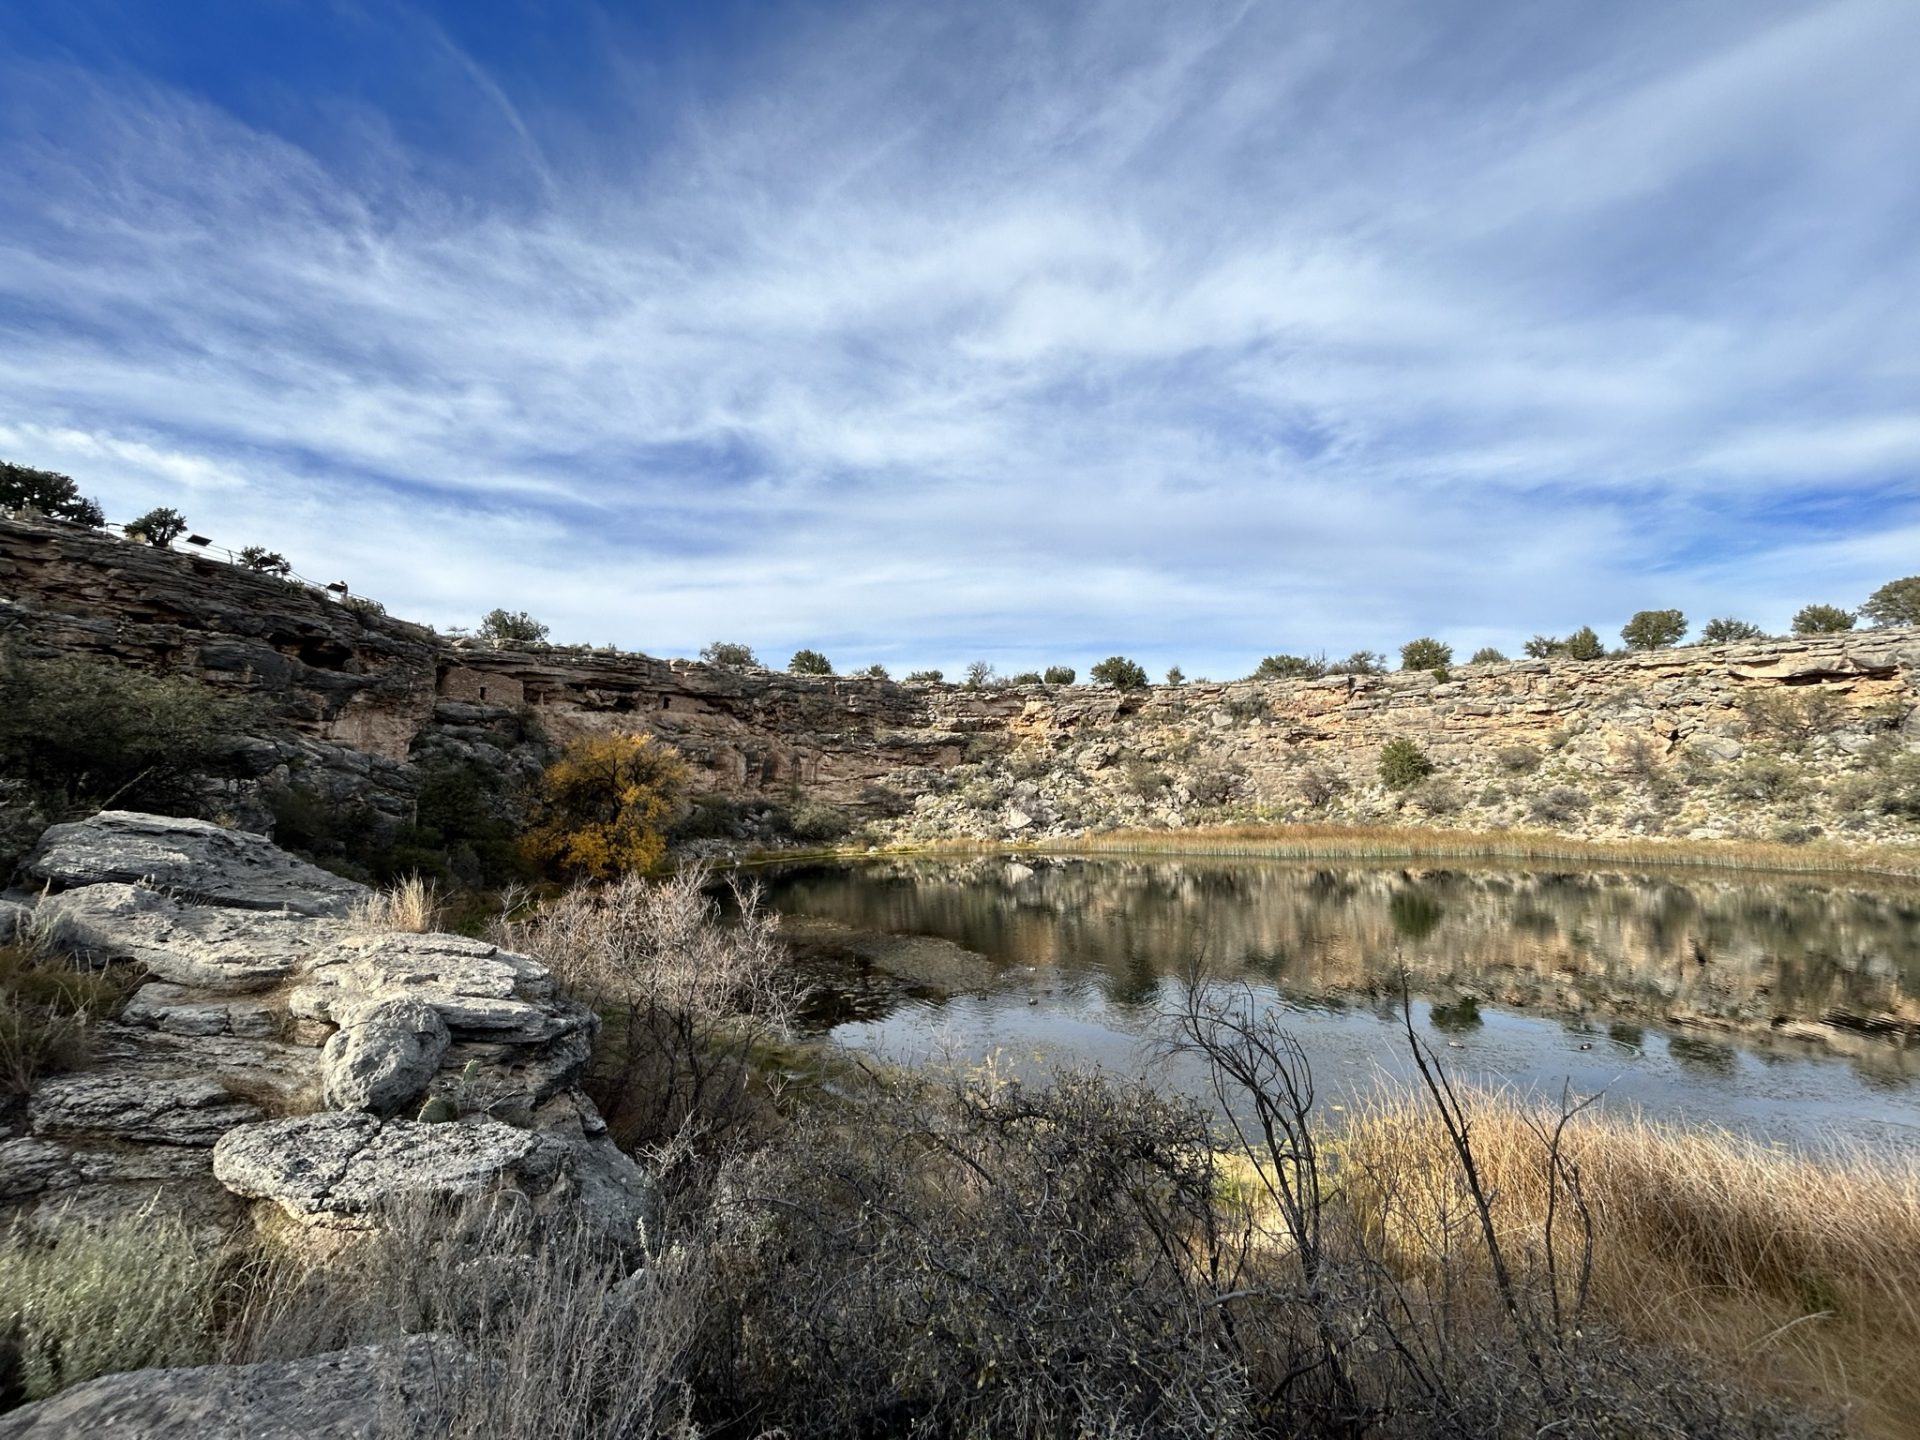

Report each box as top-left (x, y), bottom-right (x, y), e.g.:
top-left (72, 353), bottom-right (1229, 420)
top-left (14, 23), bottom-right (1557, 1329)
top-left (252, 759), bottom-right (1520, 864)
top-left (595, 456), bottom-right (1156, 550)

top-left (347, 875), bottom-right (444, 934)
top-left (0, 1200), bottom-right (219, 1402)
top-left (0, 937), bottom-right (136, 1096)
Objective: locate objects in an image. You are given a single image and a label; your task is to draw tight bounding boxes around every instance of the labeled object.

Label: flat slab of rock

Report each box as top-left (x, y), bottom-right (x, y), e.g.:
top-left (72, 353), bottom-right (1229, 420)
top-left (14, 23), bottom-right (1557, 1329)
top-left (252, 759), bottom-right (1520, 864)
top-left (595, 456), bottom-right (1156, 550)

top-left (214, 1112), bottom-right (539, 1220)
top-left (27, 811), bottom-right (367, 916)
top-left (123, 982), bottom-right (280, 1038)
top-left (291, 933), bottom-right (568, 1043)
top-left (30, 1073), bottom-right (263, 1147)
top-left (38, 883), bottom-right (343, 992)
top-left (0, 1334), bottom-right (468, 1439)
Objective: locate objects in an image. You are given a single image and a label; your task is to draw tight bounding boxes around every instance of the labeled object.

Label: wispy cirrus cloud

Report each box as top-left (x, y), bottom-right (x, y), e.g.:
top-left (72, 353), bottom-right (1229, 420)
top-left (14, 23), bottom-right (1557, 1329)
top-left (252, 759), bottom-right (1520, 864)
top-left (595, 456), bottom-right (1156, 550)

top-left (0, 0), bottom-right (1915, 677)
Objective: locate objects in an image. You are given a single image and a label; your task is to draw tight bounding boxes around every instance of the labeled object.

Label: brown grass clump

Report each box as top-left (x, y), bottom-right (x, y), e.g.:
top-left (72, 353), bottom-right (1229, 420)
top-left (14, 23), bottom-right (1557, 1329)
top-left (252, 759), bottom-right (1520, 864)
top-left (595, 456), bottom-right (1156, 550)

top-left (0, 934), bottom-right (137, 1095)
top-left (347, 875), bottom-right (444, 934)
top-left (1339, 1091), bottom-right (1920, 1439)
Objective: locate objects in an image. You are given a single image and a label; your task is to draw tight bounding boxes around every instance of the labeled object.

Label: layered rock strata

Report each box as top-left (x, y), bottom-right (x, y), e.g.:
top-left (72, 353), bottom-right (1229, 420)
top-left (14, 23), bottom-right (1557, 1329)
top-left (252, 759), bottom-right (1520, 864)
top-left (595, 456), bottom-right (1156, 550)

top-left (4, 512), bottom-right (1918, 846)
top-left (0, 811), bottom-right (652, 1244)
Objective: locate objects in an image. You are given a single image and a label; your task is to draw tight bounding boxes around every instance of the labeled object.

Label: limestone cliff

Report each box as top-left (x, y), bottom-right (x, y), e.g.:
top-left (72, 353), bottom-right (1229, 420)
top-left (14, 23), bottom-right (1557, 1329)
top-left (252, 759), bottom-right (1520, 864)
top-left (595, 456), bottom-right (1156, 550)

top-left (4, 512), bottom-right (1917, 849)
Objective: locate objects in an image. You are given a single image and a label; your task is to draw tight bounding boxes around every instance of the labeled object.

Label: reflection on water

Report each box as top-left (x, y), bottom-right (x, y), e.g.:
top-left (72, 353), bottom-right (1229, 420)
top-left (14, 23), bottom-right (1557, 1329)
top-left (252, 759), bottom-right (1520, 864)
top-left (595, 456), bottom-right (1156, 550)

top-left (755, 856), bottom-right (1920, 1153)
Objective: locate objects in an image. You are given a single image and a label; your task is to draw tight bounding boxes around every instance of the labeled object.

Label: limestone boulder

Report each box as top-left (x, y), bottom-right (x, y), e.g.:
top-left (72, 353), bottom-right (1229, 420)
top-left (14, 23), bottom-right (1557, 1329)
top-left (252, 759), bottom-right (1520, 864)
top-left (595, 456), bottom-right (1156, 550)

top-left (290, 933), bottom-right (569, 1043)
top-left (0, 897), bottom-right (32, 942)
top-left (213, 1112), bottom-right (540, 1221)
top-left (26, 812), bottom-right (367, 916)
top-left (37, 883), bottom-right (345, 992)
top-left (321, 997), bottom-right (450, 1115)
top-left (0, 1334), bottom-right (470, 1439)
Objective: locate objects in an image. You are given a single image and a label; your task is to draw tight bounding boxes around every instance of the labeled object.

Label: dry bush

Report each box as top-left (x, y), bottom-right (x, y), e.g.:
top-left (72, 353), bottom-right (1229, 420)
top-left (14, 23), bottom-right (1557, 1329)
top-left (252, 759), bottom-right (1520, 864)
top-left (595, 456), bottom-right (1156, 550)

top-left (705, 1066), bottom-right (1259, 1440)
top-left (494, 869), bottom-right (798, 1161)
top-left (348, 875), bottom-right (444, 935)
top-left (1740, 692), bottom-right (1846, 752)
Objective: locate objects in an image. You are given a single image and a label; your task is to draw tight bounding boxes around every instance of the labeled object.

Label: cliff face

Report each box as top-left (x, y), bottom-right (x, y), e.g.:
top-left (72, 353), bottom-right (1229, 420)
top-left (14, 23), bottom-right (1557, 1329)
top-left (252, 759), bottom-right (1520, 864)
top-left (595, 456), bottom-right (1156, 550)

top-left (4, 512), bottom-right (1918, 848)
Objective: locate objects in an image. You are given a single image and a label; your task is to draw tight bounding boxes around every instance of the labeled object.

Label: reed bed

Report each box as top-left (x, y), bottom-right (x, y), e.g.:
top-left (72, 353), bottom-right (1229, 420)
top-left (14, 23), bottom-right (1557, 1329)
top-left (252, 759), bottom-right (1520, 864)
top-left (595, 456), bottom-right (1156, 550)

top-left (1338, 1090), bottom-right (1920, 1438)
top-left (1045, 823), bottom-right (1920, 882)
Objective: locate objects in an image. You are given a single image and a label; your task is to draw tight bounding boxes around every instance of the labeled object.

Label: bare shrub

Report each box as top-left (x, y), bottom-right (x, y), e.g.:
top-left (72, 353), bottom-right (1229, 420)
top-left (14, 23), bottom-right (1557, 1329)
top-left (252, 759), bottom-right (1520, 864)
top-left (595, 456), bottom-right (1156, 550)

top-left (1298, 765), bottom-right (1346, 808)
top-left (1527, 785), bottom-right (1591, 824)
top-left (495, 869), bottom-right (798, 1160)
top-left (1411, 776), bottom-right (1464, 815)
top-left (1496, 744), bottom-right (1542, 774)
top-left (1740, 691), bottom-right (1845, 752)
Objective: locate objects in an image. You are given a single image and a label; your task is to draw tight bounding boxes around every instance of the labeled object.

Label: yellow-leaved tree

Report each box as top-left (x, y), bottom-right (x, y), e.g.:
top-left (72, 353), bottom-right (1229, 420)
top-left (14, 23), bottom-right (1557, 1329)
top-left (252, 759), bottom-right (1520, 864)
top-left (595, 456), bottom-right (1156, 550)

top-left (522, 733), bottom-right (688, 880)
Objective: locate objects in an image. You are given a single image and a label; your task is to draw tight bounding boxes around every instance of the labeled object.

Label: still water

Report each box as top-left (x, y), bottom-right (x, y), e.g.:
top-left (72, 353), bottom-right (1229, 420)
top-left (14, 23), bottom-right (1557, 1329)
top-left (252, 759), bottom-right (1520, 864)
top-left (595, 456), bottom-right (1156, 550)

top-left (753, 855), bottom-right (1920, 1154)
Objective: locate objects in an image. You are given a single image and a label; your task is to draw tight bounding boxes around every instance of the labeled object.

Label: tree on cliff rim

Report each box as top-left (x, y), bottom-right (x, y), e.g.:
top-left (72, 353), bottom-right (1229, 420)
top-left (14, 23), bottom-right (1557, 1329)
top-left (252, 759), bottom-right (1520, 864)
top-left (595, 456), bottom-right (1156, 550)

top-left (1090, 656), bottom-right (1148, 689)
top-left (522, 734), bottom-right (688, 881)
top-left (477, 609), bottom-right (550, 647)
top-left (1863, 577), bottom-right (1920, 628)
top-left (1620, 609), bottom-right (1687, 650)
top-left (0, 462), bottom-right (105, 527)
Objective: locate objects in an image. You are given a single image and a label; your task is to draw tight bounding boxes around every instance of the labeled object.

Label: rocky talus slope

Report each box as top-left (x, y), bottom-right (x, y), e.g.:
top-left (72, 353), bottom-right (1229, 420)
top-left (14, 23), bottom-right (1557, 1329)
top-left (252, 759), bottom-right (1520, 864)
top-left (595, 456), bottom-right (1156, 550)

top-left (1, 811), bottom-right (651, 1246)
top-left (4, 511), bottom-right (1918, 848)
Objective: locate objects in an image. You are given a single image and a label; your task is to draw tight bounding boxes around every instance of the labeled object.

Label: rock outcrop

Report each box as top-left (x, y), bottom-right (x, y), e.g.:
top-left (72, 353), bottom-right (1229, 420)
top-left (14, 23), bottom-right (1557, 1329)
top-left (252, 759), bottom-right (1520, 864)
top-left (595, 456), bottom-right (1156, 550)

top-left (1, 812), bottom-right (653, 1246)
top-left (0, 1334), bottom-right (469, 1439)
top-left (3, 510), bottom-right (1918, 850)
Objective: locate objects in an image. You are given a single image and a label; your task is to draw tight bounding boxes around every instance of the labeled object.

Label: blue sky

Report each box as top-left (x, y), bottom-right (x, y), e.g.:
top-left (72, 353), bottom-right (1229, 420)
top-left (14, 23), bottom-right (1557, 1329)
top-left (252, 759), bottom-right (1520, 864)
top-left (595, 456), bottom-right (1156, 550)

top-left (1, 0), bottom-right (1915, 678)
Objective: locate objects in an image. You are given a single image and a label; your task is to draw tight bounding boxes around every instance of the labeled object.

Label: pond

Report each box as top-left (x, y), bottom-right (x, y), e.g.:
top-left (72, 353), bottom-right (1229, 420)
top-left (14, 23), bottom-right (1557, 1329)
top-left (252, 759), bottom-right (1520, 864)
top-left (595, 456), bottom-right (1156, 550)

top-left (752, 854), bottom-right (1920, 1154)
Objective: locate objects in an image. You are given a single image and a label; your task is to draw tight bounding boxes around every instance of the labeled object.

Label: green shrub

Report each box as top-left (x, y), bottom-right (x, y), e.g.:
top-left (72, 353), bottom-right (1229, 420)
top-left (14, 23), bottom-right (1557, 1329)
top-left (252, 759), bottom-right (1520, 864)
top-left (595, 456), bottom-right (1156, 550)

top-left (855, 663), bottom-right (889, 680)
top-left (1398, 638), bottom-right (1451, 672)
top-left (1469, 647), bottom-right (1507, 665)
top-left (123, 506), bottom-right (187, 548)
top-left (1329, 649), bottom-right (1387, 675)
top-left (1042, 665), bottom-right (1076, 685)
top-left (477, 608), bottom-right (549, 647)
top-left (1862, 577), bottom-right (1920, 628)
top-left (0, 649), bottom-right (248, 831)
top-left (1524, 634), bottom-right (1564, 658)
top-left (1563, 626), bottom-right (1605, 660)
top-left (1620, 609), bottom-right (1687, 650)
top-left (1007, 671), bottom-right (1042, 686)
top-left (903, 668), bottom-right (944, 684)
top-left (1378, 737), bottom-right (1436, 789)
top-left (1089, 656), bottom-right (1148, 689)
top-left (1701, 617), bottom-right (1765, 644)
top-left (1724, 755), bottom-right (1801, 802)
top-left (235, 545), bottom-right (291, 576)
top-left (700, 641), bottom-right (759, 668)
top-left (0, 461), bottom-right (105, 526)
top-left (1793, 603), bottom-right (1856, 635)
top-left (788, 649), bottom-right (833, 676)
top-left (1252, 654), bottom-right (1326, 681)
top-left (1165, 665), bottom-right (1185, 686)
top-left (0, 938), bottom-right (136, 1095)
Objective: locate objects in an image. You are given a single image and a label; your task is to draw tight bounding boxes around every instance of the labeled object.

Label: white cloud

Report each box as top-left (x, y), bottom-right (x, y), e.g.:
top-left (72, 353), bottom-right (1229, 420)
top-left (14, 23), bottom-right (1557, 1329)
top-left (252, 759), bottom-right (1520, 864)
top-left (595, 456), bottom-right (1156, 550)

top-left (0, 0), bottom-right (1915, 678)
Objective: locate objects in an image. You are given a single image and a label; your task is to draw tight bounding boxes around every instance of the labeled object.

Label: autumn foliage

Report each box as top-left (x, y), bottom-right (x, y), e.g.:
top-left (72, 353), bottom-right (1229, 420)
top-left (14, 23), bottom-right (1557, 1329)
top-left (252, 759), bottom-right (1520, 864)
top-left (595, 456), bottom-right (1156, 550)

top-left (522, 733), bottom-right (688, 880)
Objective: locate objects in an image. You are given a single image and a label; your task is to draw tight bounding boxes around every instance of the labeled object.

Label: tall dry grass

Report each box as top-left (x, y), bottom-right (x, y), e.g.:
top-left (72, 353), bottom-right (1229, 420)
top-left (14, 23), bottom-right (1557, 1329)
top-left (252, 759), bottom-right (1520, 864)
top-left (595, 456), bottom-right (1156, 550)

top-left (1339, 1091), bottom-right (1920, 1439)
top-left (347, 875), bottom-right (445, 934)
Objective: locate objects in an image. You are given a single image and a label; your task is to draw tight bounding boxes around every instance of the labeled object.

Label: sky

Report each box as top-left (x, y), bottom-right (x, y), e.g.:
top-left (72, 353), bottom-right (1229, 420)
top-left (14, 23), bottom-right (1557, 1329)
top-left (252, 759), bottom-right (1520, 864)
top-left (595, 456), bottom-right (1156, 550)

top-left (1, 0), bottom-right (1916, 679)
